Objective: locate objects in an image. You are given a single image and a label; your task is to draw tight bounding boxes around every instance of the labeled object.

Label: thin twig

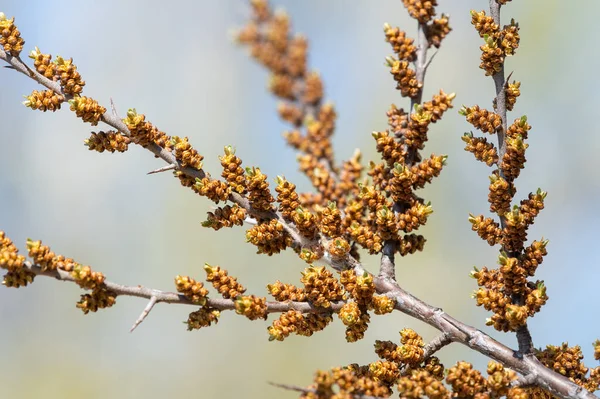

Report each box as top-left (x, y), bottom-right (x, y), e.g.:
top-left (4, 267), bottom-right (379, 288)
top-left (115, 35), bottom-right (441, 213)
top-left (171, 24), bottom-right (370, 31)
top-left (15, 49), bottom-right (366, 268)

top-left (130, 296), bottom-right (158, 332)
top-left (147, 164), bottom-right (177, 175)
top-left (110, 97), bottom-right (119, 118)
top-left (422, 332), bottom-right (452, 359)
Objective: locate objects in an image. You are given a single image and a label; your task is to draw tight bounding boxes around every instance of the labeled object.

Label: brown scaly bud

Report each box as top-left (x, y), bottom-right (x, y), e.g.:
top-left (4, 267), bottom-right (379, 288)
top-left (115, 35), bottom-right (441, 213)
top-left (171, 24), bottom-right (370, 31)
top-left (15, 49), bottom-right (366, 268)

top-left (268, 310), bottom-right (305, 341)
top-left (297, 313), bottom-right (333, 337)
top-left (368, 161), bottom-right (390, 191)
top-left (301, 266), bottom-right (346, 308)
top-left (203, 263), bottom-right (246, 299)
top-left (286, 35), bottom-right (308, 78)
top-left (423, 90), bottom-right (455, 123)
top-left (505, 81), bottom-right (521, 111)
top-left (268, 73), bottom-right (295, 100)
top-left (267, 280), bottom-right (306, 302)
top-left (536, 343), bottom-right (589, 385)
top-left (0, 232), bottom-right (25, 273)
top-left (298, 247), bottom-right (323, 264)
top-left (246, 167), bottom-right (276, 212)
top-left (192, 177), bottom-right (231, 204)
top-left (76, 287), bottom-right (116, 314)
top-left (389, 162), bottom-right (413, 203)
top-left (187, 306), bottom-right (220, 330)
top-left (461, 105), bottom-right (502, 134)
top-left (303, 71), bottom-right (323, 105)
top-left (501, 135), bottom-right (528, 181)
top-left (85, 131), bottom-right (130, 153)
top-left (54, 56), bottom-right (85, 95)
top-left (349, 223), bottom-right (383, 254)
top-left (317, 202), bottom-right (344, 238)
top-left (245, 219), bottom-right (291, 255)
top-left (172, 136), bottom-right (203, 170)
top-left (404, 105), bottom-right (433, 150)
top-left (488, 172), bottom-right (514, 216)
top-left (471, 266), bottom-right (504, 290)
top-left (0, 13), bottom-right (24, 56)
top-left (266, 10), bottom-right (290, 53)
top-left (345, 312), bottom-right (370, 343)
top-left (26, 239), bottom-right (61, 272)
top-left (428, 14), bottom-right (452, 48)
top-left (28, 47), bottom-right (56, 79)
top-left (71, 264), bottom-right (105, 290)
top-left (473, 287), bottom-right (510, 314)
top-left (23, 90), bottom-right (64, 112)
top-left (277, 102), bottom-right (303, 126)
top-left (337, 148), bottom-right (362, 193)
top-left (202, 204), bottom-right (246, 230)
top-left (487, 361), bottom-right (517, 397)
top-left (338, 301), bottom-right (361, 326)
top-left (339, 269), bottom-right (357, 295)
top-left (350, 272), bottom-right (376, 306)
top-left (371, 295), bottom-right (395, 315)
top-left (500, 22), bottom-right (520, 56)
top-left (505, 304), bottom-right (529, 330)
top-left (479, 34), bottom-right (505, 76)
top-left (372, 130), bottom-right (405, 167)
top-left (503, 206), bottom-right (528, 253)
top-left (123, 109), bottom-right (171, 148)
top-left (507, 115), bottom-right (531, 140)
top-left (3, 268), bottom-right (35, 288)
top-left (399, 369), bottom-right (449, 399)
top-left (593, 340), bottom-right (600, 361)
top-left (374, 340), bottom-right (401, 363)
top-left (402, 0), bottom-right (437, 24)
top-left (399, 328), bottom-right (425, 365)
top-left (358, 183), bottom-right (389, 213)
top-left (342, 199), bottom-right (364, 231)
top-left (446, 361), bottom-right (488, 398)
top-left (275, 176), bottom-right (300, 219)
top-left (292, 207), bottom-right (319, 239)
top-left (471, 10), bottom-right (499, 37)
top-left (375, 206), bottom-right (398, 240)
top-left (521, 239), bottom-right (548, 277)
top-left (297, 155), bottom-right (337, 201)
top-left (398, 201), bottom-right (434, 233)
top-left (328, 237), bottom-right (351, 260)
top-left (387, 104), bottom-right (409, 135)
top-left (175, 275), bottom-right (208, 305)
top-left (387, 57), bottom-right (421, 98)
top-left (525, 281), bottom-right (548, 315)
top-left (383, 24), bottom-right (416, 61)
top-left (469, 214), bottom-right (502, 246)
top-left (235, 295), bottom-right (267, 320)
top-left (462, 132), bottom-right (499, 166)
top-left (425, 357), bottom-right (445, 381)
top-left (411, 154), bottom-right (447, 189)
top-left (399, 234), bottom-right (426, 256)
top-left (498, 253), bottom-right (527, 294)
top-left (69, 96), bottom-right (106, 126)
top-left (507, 387), bottom-right (529, 399)
top-left (520, 189), bottom-right (546, 226)
top-left (369, 360), bottom-right (400, 386)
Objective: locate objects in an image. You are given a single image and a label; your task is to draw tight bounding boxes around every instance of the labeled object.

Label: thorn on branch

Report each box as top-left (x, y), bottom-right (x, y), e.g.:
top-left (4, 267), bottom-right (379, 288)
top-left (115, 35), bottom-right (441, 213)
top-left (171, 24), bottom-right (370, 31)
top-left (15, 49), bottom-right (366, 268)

top-left (130, 295), bottom-right (158, 332)
top-left (147, 164), bottom-right (177, 175)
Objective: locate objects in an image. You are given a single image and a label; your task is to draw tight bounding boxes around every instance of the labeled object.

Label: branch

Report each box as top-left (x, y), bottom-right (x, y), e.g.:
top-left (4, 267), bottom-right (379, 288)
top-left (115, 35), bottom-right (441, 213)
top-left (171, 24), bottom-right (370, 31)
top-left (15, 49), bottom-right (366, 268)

top-left (23, 261), bottom-right (344, 329)
top-left (374, 277), bottom-right (597, 399)
top-left (488, 0), bottom-right (534, 357)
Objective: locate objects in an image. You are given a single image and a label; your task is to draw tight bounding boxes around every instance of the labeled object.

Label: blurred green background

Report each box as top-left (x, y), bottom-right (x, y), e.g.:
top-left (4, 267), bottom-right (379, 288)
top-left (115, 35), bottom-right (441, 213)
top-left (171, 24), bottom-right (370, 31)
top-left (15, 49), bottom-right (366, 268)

top-left (1, 1), bottom-right (599, 398)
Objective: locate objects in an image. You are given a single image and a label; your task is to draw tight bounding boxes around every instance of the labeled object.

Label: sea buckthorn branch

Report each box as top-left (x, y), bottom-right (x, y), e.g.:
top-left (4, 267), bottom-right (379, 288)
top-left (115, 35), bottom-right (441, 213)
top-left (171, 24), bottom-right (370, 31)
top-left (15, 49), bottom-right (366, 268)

top-left (1, 6), bottom-right (599, 399)
top-left (463, 0), bottom-right (537, 358)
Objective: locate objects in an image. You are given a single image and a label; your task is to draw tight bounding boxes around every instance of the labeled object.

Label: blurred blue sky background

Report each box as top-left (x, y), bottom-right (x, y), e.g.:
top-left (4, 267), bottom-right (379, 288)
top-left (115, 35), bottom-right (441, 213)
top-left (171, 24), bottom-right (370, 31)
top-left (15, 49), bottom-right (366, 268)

top-left (0, 1), bottom-right (599, 398)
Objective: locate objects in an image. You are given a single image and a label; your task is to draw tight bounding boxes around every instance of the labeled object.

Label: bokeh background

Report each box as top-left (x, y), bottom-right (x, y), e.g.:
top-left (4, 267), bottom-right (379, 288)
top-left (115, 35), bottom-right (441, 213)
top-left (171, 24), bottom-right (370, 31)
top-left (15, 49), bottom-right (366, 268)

top-left (1, 1), bottom-right (599, 398)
